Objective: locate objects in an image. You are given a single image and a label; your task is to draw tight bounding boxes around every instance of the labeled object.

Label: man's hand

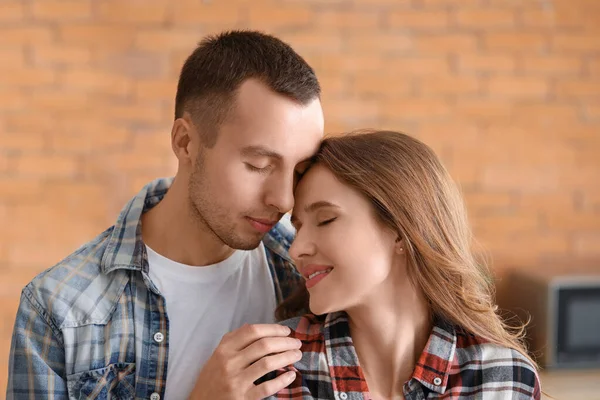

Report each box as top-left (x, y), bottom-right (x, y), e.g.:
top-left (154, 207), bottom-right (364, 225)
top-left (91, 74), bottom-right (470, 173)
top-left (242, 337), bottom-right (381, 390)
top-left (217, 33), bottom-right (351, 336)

top-left (188, 324), bottom-right (302, 400)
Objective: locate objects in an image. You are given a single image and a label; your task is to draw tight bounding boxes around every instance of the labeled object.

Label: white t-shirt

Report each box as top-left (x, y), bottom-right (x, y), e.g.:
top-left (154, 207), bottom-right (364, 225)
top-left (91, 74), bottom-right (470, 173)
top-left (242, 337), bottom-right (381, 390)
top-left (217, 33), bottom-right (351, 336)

top-left (146, 243), bottom-right (277, 400)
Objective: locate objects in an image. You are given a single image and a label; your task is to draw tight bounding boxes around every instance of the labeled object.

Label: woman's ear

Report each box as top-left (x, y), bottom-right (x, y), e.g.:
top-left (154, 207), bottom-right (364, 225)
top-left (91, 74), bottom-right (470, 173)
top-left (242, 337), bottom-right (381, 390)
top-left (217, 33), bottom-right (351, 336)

top-left (395, 237), bottom-right (405, 255)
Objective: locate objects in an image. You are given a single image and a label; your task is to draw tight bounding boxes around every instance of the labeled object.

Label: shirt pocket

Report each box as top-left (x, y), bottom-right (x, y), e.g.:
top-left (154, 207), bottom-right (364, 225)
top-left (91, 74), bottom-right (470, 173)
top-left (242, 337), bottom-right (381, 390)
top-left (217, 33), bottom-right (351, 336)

top-left (66, 362), bottom-right (136, 400)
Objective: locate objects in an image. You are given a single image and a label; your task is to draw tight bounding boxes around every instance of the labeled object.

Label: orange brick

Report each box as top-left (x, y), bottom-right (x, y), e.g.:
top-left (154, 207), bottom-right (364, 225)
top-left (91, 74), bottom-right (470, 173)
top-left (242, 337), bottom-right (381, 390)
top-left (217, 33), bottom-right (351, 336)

top-left (281, 32), bottom-right (344, 53)
top-left (484, 32), bottom-right (548, 52)
top-left (33, 44), bottom-right (92, 66)
top-left (584, 103), bottom-right (600, 121)
top-left (135, 79), bottom-right (177, 101)
top-left (555, 80), bottom-right (600, 99)
top-left (28, 90), bottom-right (91, 113)
top-left (517, 193), bottom-right (577, 216)
top-left (315, 10), bottom-right (380, 29)
top-left (15, 154), bottom-right (78, 179)
top-left (383, 98), bottom-right (451, 119)
top-left (481, 165), bottom-right (559, 193)
top-left (135, 30), bottom-right (204, 52)
top-left (473, 213), bottom-right (541, 235)
top-left (347, 32), bottom-right (412, 54)
top-left (553, 34), bottom-right (600, 52)
top-left (387, 56), bottom-right (450, 75)
top-left (454, 8), bottom-right (515, 28)
top-left (583, 191), bottom-right (600, 211)
top-left (0, 47), bottom-right (26, 69)
top-left (319, 76), bottom-right (346, 97)
top-left (416, 120), bottom-right (480, 147)
top-left (0, 1), bottom-right (25, 21)
top-left (31, 0), bottom-right (92, 20)
top-left (520, 56), bottom-right (583, 75)
top-left (311, 53), bottom-right (384, 74)
top-left (248, 5), bottom-right (313, 29)
top-left (520, 7), bottom-right (579, 29)
top-left (590, 59), bottom-right (600, 78)
top-left (3, 113), bottom-right (55, 135)
top-left (350, 74), bottom-right (413, 98)
top-left (415, 34), bottom-right (478, 54)
top-left (97, 0), bottom-right (169, 24)
top-left (48, 123), bottom-right (130, 154)
top-left (0, 155), bottom-right (9, 175)
top-left (481, 233), bottom-right (570, 260)
top-left (0, 178), bottom-right (43, 203)
top-left (388, 10), bottom-right (450, 29)
top-left (421, 0), bottom-right (481, 6)
top-left (463, 192), bottom-right (515, 216)
top-left (511, 104), bottom-right (580, 127)
top-left (0, 131), bottom-right (45, 152)
top-left (420, 74), bottom-right (481, 96)
top-left (487, 76), bottom-right (549, 99)
top-left (323, 98), bottom-right (382, 122)
top-left (454, 100), bottom-right (513, 120)
top-left (546, 212), bottom-right (600, 232)
top-left (88, 103), bottom-right (167, 125)
top-left (170, 50), bottom-right (194, 74)
top-left (0, 68), bottom-right (56, 87)
top-left (458, 54), bottom-right (516, 73)
top-left (574, 234), bottom-right (600, 257)
top-left (59, 69), bottom-right (133, 97)
top-left (0, 27), bottom-right (53, 45)
top-left (172, 2), bottom-right (242, 25)
top-left (59, 24), bottom-right (136, 50)
top-left (93, 50), bottom-right (168, 79)
top-left (132, 130), bottom-right (172, 154)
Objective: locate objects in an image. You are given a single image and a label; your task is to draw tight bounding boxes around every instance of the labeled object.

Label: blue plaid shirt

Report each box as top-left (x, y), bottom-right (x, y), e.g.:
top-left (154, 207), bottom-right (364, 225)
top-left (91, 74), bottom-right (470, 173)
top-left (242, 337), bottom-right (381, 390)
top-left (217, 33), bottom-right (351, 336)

top-left (7, 178), bottom-right (303, 400)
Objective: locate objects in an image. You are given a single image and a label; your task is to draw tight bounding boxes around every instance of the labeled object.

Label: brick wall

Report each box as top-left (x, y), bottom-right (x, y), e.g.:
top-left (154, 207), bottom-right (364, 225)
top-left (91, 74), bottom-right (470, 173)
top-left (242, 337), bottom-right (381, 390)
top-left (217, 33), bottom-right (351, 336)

top-left (1, 0), bottom-right (599, 392)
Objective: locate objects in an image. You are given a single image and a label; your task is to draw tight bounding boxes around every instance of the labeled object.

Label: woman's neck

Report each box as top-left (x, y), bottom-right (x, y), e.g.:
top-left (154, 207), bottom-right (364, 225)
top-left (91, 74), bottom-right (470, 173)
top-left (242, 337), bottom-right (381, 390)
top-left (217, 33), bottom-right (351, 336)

top-left (347, 280), bottom-right (432, 400)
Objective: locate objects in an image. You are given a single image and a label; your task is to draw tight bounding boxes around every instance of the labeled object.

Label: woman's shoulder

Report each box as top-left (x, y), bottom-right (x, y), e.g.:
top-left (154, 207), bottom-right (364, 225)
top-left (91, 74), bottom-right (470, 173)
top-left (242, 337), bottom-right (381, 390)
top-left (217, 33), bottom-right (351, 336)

top-left (453, 331), bottom-right (540, 397)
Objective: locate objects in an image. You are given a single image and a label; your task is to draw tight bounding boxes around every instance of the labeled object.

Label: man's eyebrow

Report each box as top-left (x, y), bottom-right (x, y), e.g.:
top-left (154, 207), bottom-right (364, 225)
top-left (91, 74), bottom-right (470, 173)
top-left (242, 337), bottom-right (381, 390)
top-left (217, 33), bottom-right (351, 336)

top-left (290, 201), bottom-right (339, 229)
top-left (240, 145), bottom-right (283, 160)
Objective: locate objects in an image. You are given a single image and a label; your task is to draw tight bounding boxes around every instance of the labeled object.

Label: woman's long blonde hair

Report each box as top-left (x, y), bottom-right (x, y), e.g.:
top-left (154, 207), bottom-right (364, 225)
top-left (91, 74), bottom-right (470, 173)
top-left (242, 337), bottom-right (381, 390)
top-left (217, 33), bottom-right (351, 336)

top-left (277, 130), bottom-right (536, 368)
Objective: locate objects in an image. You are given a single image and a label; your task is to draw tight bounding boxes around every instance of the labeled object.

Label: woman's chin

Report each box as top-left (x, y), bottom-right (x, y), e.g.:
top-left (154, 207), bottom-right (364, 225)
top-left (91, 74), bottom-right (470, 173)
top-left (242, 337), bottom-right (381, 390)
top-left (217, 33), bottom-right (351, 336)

top-left (309, 298), bottom-right (340, 316)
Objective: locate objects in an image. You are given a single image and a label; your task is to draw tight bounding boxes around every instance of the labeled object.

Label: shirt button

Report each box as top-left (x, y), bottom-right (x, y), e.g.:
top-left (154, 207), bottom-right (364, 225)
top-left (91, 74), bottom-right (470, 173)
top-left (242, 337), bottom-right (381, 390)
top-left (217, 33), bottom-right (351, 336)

top-left (433, 376), bottom-right (442, 385)
top-left (153, 332), bottom-right (164, 343)
top-left (339, 393), bottom-right (348, 400)
top-left (150, 393), bottom-right (160, 400)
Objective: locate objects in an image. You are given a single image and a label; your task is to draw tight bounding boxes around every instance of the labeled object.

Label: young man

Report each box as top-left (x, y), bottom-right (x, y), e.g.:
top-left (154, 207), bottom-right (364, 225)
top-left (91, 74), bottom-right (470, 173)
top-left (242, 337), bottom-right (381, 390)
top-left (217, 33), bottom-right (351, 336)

top-left (7, 30), bottom-right (324, 400)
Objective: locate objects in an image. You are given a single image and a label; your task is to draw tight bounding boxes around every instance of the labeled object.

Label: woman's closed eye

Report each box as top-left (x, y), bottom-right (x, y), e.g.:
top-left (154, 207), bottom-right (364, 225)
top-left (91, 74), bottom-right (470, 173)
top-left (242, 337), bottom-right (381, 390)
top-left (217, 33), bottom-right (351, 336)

top-left (317, 217), bottom-right (336, 227)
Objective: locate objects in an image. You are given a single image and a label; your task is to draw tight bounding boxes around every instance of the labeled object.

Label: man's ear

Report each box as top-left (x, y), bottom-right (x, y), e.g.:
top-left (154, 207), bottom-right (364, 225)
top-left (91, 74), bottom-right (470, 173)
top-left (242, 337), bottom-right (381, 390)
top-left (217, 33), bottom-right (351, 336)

top-left (171, 113), bottom-right (195, 163)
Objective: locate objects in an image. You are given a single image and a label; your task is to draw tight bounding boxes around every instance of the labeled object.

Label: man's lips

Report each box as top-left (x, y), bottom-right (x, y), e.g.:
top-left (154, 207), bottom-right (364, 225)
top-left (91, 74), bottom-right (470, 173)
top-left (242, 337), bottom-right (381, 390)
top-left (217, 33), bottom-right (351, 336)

top-left (246, 217), bottom-right (278, 233)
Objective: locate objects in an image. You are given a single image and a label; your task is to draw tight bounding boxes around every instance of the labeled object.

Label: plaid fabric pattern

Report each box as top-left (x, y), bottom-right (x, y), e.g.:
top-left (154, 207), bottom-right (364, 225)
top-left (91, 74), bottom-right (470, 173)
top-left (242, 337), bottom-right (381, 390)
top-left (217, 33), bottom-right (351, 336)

top-left (7, 177), bottom-right (303, 400)
top-left (270, 312), bottom-right (541, 400)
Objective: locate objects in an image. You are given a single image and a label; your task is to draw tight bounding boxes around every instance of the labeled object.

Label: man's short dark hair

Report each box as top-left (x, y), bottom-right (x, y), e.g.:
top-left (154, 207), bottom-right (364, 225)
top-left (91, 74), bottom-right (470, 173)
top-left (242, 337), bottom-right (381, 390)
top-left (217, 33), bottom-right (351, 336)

top-left (175, 30), bottom-right (321, 147)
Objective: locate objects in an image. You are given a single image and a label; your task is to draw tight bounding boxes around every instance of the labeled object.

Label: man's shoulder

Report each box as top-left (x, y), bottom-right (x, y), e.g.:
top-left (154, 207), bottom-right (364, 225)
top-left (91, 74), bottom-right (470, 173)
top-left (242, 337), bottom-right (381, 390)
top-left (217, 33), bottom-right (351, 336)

top-left (23, 227), bottom-right (131, 330)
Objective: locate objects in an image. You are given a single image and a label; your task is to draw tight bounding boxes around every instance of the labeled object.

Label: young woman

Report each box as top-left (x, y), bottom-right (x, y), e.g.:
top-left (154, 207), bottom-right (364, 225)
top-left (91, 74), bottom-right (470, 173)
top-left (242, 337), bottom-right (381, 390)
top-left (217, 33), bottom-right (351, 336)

top-left (270, 131), bottom-right (540, 399)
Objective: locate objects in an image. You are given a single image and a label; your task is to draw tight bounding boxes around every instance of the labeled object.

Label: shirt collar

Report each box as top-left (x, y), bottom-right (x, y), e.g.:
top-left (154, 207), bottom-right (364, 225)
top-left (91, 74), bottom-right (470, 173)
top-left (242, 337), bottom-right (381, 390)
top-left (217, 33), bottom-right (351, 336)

top-left (410, 317), bottom-right (456, 394)
top-left (323, 312), bottom-right (457, 395)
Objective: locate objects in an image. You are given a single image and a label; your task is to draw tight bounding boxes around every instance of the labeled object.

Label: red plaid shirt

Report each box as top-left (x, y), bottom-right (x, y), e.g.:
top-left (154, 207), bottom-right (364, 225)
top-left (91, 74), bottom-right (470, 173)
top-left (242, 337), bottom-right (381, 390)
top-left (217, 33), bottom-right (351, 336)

top-left (268, 312), bottom-right (541, 399)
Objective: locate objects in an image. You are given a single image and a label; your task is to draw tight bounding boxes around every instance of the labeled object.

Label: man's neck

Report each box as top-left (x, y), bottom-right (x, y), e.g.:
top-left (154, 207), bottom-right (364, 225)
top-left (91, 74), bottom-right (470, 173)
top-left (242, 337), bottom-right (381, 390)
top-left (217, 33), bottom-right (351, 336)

top-left (347, 280), bottom-right (432, 400)
top-left (141, 177), bottom-right (235, 266)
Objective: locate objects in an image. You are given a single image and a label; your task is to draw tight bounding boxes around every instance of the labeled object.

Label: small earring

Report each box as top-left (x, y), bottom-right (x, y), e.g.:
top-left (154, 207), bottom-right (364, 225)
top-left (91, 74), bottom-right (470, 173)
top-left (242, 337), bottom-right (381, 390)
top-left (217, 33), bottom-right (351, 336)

top-left (399, 247), bottom-right (403, 252)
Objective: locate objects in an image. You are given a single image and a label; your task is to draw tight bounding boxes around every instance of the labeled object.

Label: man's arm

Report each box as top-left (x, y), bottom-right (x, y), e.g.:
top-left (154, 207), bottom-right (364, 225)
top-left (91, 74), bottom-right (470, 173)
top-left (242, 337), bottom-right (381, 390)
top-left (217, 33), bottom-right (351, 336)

top-left (7, 290), bottom-right (67, 400)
